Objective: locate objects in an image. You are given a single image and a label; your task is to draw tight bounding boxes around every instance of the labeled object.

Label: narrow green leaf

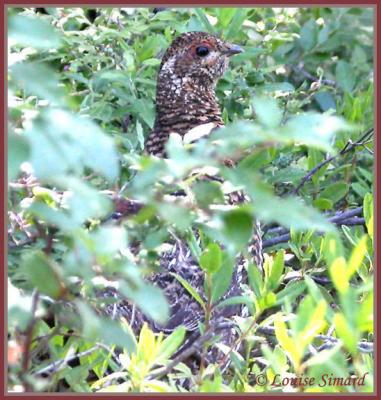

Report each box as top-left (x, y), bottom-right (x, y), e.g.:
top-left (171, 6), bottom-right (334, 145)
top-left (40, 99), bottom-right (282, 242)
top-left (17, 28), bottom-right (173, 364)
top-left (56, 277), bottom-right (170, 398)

top-left (156, 326), bottom-right (186, 362)
top-left (210, 253), bottom-right (234, 304)
top-left (248, 263), bottom-right (263, 298)
top-left (225, 9), bottom-right (248, 39)
top-left (200, 243), bottom-right (222, 274)
top-left (170, 273), bottom-right (206, 311)
top-left (363, 193), bottom-right (373, 241)
top-left (194, 9), bottom-right (215, 33)
top-left (268, 250), bottom-right (285, 291)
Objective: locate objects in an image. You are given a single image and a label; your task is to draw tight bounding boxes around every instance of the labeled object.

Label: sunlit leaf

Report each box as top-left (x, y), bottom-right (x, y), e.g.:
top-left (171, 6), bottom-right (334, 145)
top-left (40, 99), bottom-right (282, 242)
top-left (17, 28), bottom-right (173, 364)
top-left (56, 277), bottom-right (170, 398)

top-left (9, 14), bottom-right (62, 49)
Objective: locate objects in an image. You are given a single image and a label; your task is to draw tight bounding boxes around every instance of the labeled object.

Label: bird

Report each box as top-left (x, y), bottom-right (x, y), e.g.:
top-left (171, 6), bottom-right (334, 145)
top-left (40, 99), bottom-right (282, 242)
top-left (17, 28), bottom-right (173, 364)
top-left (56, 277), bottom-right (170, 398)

top-left (109, 31), bottom-right (263, 367)
top-left (144, 31), bottom-right (243, 157)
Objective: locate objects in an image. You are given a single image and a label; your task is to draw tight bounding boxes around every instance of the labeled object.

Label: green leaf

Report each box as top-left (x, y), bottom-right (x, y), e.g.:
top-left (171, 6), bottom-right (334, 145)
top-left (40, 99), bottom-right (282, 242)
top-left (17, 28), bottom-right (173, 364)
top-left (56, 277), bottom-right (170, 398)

top-left (21, 251), bottom-right (65, 299)
top-left (9, 14), bottom-right (62, 49)
top-left (274, 313), bottom-right (302, 369)
top-left (313, 198), bottom-right (333, 211)
top-left (352, 182), bottom-right (369, 198)
top-left (170, 273), bottom-right (206, 311)
top-left (314, 91), bottom-right (336, 112)
top-left (210, 253), bottom-right (234, 304)
top-left (336, 60), bottom-right (356, 92)
top-left (293, 296), bottom-right (315, 334)
top-left (224, 9), bottom-right (248, 40)
top-left (252, 96), bottom-right (282, 129)
top-left (299, 19), bottom-right (318, 51)
top-left (218, 8), bottom-right (236, 28)
top-left (129, 99), bottom-right (155, 129)
top-left (194, 9), bottom-right (215, 33)
top-left (298, 299), bottom-right (327, 349)
top-left (282, 113), bottom-right (351, 152)
top-left (329, 257), bottom-right (349, 294)
top-left (157, 203), bottom-right (194, 231)
top-left (8, 133), bottom-right (30, 181)
top-left (216, 295), bottom-right (253, 309)
top-left (60, 177), bottom-right (112, 226)
top-left (255, 195), bottom-right (333, 232)
top-left (333, 312), bottom-right (358, 355)
top-left (200, 243), bottom-right (222, 274)
top-left (275, 280), bottom-right (306, 306)
top-left (268, 250), bottom-right (284, 291)
top-left (156, 326), bottom-right (186, 362)
top-left (27, 109), bottom-right (119, 182)
top-left (76, 301), bottom-right (136, 352)
top-left (193, 180), bottom-right (224, 208)
top-left (267, 167), bottom-right (306, 185)
top-left (248, 263), bottom-right (263, 298)
top-left (220, 208), bottom-right (253, 251)
top-left (347, 235), bottom-right (368, 278)
top-left (10, 62), bottom-right (65, 106)
top-left (322, 232), bottom-right (345, 267)
top-left (320, 182), bottom-right (348, 204)
top-left (119, 281), bottom-right (169, 325)
top-left (357, 291), bottom-right (373, 333)
top-left (363, 192), bottom-right (373, 241)
top-left (238, 149), bottom-right (274, 172)
top-left (91, 226), bottom-right (128, 262)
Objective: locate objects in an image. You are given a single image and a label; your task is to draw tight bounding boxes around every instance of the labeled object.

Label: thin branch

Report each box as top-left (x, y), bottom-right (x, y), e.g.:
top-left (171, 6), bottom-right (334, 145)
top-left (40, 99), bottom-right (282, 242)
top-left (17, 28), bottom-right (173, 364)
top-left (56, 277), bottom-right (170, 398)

top-left (292, 128), bottom-right (374, 195)
top-left (19, 290), bottom-right (40, 391)
top-left (147, 331), bottom-right (214, 380)
top-left (147, 322), bottom-right (235, 380)
top-left (34, 342), bottom-right (120, 376)
top-left (8, 236), bottom-right (37, 249)
top-left (256, 325), bottom-right (373, 354)
top-left (291, 63), bottom-right (337, 87)
top-left (263, 207), bottom-right (365, 249)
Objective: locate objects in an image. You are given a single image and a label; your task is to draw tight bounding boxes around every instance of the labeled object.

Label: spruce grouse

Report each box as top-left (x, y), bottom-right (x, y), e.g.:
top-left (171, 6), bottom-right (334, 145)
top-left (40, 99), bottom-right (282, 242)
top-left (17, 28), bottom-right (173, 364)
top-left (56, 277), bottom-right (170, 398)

top-left (109, 31), bottom-right (263, 366)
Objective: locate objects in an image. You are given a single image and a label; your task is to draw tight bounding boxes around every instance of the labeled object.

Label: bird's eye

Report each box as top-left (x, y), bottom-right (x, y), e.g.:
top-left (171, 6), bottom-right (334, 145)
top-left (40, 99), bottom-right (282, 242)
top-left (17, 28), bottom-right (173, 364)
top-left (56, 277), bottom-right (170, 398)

top-left (195, 46), bottom-right (209, 57)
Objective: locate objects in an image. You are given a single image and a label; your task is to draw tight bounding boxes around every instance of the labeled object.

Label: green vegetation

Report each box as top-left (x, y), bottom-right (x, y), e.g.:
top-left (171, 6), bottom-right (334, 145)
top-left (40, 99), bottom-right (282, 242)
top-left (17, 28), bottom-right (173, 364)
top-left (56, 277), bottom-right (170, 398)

top-left (8, 7), bottom-right (374, 393)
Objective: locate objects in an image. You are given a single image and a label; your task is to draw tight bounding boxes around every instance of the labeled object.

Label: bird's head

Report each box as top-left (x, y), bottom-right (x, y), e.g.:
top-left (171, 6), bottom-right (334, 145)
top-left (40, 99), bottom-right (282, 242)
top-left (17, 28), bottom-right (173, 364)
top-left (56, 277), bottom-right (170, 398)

top-left (159, 31), bottom-right (243, 85)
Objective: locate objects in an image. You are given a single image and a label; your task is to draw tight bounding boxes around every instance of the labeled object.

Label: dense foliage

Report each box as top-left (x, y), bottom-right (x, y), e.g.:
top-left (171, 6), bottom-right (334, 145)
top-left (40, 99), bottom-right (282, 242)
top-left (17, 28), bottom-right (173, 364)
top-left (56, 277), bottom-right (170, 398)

top-left (8, 7), bottom-right (374, 393)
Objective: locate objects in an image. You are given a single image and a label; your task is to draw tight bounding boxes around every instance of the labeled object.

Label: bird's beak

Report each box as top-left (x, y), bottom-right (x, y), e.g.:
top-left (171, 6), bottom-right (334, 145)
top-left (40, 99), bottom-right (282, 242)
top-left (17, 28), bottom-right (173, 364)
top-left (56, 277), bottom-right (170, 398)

top-left (223, 43), bottom-right (244, 57)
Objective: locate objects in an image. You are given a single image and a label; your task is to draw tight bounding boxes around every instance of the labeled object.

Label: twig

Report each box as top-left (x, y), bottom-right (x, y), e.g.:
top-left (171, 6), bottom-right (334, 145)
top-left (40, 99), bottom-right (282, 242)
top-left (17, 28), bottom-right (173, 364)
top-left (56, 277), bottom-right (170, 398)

top-left (262, 208), bottom-right (365, 249)
top-left (292, 128), bottom-right (374, 195)
top-left (147, 331), bottom-right (214, 380)
top-left (35, 346), bottom-right (99, 376)
top-left (8, 236), bottom-right (37, 249)
top-left (147, 322), bottom-right (235, 380)
top-left (291, 63), bottom-right (337, 87)
top-left (19, 290), bottom-right (40, 391)
top-left (34, 342), bottom-right (120, 376)
top-left (264, 206), bottom-right (363, 237)
top-left (256, 325), bottom-right (373, 354)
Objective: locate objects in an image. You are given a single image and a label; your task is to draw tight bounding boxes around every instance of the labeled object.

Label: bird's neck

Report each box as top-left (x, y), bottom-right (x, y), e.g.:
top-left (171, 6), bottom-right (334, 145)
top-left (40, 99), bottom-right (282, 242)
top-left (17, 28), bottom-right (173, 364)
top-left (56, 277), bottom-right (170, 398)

top-left (154, 71), bottom-right (223, 136)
